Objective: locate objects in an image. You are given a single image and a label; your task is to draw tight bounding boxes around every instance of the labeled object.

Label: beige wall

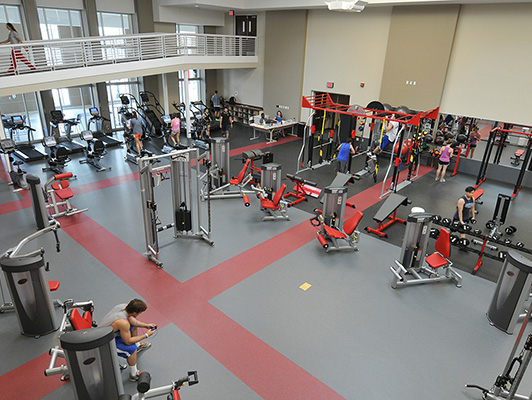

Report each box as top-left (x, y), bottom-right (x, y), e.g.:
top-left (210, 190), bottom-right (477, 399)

top-left (440, 3), bottom-right (532, 125)
top-left (301, 8), bottom-right (392, 120)
top-left (263, 10), bottom-right (307, 119)
top-left (380, 5), bottom-right (459, 111)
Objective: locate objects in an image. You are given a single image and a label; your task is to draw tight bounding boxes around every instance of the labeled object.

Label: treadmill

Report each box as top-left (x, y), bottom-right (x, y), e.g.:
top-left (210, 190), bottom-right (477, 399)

top-left (87, 107), bottom-right (122, 148)
top-left (48, 110), bottom-right (85, 154)
top-left (8, 115), bottom-right (47, 162)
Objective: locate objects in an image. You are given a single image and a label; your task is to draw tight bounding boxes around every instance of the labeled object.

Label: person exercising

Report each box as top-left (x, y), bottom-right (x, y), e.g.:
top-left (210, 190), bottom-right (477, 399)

top-left (453, 186), bottom-right (476, 239)
top-left (435, 138), bottom-right (453, 182)
top-left (170, 113), bottom-right (181, 147)
top-left (369, 114), bottom-right (399, 159)
top-left (202, 108), bottom-right (213, 139)
top-left (336, 139), bottom-right (356, 174)
top-left (130, 111), bottom-right (144, 155)
top-left (99, 298), bottom-right (157, 382)
top-left (220, 106), bottom-right (233, 139)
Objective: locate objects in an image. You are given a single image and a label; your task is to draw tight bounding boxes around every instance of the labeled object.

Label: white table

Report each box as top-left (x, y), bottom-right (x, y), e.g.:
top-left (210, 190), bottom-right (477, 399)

top-left (249, 121), bottom-right (298, 144)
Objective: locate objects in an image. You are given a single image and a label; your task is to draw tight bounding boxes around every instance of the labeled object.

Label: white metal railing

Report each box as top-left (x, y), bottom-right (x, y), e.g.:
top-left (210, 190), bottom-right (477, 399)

top-left (0, 32), bottom-right (257, 76)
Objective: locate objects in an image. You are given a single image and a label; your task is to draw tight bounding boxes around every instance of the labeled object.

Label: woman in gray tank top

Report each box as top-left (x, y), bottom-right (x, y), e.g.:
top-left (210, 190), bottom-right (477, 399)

top-left (0, 23), bottom-right (35, 72)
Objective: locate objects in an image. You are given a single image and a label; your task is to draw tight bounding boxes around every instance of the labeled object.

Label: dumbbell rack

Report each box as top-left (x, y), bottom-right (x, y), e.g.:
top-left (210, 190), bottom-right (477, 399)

top-left (432, 217), bottom-right (532, 275)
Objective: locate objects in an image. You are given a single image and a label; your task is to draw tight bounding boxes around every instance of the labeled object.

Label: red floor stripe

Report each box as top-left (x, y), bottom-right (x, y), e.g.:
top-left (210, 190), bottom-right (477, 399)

top-left (58, 213), bottom-right (345, 400)
top-left (0, 353), bottom-right (67, 400)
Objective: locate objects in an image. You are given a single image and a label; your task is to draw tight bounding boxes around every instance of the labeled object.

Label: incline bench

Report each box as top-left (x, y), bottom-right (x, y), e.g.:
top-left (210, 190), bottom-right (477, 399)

top-left (365, 193), bottom-right (410, 238)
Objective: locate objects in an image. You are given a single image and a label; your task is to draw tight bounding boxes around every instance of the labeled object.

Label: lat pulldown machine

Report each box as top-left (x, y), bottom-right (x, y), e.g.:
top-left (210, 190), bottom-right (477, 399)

top-left (139, 149), bottom-right (213, 268)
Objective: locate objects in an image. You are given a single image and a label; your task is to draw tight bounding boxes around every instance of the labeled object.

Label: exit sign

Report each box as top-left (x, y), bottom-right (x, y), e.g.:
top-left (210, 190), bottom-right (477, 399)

top-left (327, 82), bottom-right (334, 89)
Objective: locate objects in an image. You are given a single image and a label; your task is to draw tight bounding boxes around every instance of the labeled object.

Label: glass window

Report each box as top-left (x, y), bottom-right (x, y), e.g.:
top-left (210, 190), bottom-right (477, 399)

top-left (1, 92), bottom-right (44, 140)
top-left (106, 78), bottom-right (140, 129)
top-left (98, 12), bottom-right (134, 37)
top-left (178, 69), bottom-right (203, 104)
top-left (37, 7), bottom-right (83, 39)
top-left (0, 5), bottom-right (23, 35)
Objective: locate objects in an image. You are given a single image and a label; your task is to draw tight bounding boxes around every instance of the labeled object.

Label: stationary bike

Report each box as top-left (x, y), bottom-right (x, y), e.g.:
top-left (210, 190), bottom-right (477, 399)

top-left (0, 138), bottom-right (29, 191)
top-left (79, 130), bottom-right (111, 172)
top-left (42, 136), bottom-right (71, 175)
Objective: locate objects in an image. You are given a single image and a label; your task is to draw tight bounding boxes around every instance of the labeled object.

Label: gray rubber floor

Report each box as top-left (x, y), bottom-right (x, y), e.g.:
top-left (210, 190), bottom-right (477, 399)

top-left (1, 125), bottom-right (532, 400)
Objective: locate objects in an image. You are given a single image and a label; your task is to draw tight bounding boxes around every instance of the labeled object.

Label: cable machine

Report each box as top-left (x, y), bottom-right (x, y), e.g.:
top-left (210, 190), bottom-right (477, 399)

top-left (138, 149), bottom-right (213, 268)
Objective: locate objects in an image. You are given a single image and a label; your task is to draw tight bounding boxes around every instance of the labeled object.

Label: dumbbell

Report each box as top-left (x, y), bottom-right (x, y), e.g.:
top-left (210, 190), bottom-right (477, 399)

top-left (430, 228), bottom-right (440, 239)
top-left (442, 218), bottom-right (451, 227)
top-left (516, 242), bottom-right (525, 249)
top-left (486, 220), bottom-right (495, 229)
top-left (473, 229), bottom-right (483, 236)
top-left (505, 226), bottom-right (517, 235)
top-left (498, 251), bottom-right (507, 261)
top-left (451, 220), bottom-right (461, 232)
top-left (450, 234), bottom-right (460, 245)
top-left (504, 238), bottom-right (512, 245)
top-left (462, 224), bottom-right (472, 232)
top-left (458, 238), bottom-right (470, 248)
top-left (432, 215), bottom-right (442, 224)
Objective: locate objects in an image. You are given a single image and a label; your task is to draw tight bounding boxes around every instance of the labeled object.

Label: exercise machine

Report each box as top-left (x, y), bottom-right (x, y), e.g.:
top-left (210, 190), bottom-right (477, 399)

top-left (42, 135), bottom-right (71, 175)
top-left (0, 220), bottom-right (61, 337)
top-left (79, 130), bottom-right (111, 172)
top-left (87, 107), bottom-right (122, 148)
top-left (0, 138), bottom-right (29, 191)
top-left (8, 115), bottom-right (47, 161)
top-left (284, 174), bottom-right (320, 207)
top-left (44, 172), bottom-right (88, 219)
top-left (45, 299), bottom-right (96, 381)
top-left (467, 302), bottom-right (532, 399)
top-left (49, 110), bottom-right (85, 154)
top-left (390, 211), bottom-right (463, 289)
top-left (310, 186), bottom-right (363, 252)
top-left (138, 149), bottom-right (214, 267)
top-left (119, 371), bottom-right (199, 400)
top-left (200, 137), bottom-right (254, 202)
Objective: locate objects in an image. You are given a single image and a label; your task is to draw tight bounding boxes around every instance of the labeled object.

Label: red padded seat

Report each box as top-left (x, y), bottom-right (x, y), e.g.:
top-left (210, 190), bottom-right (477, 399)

top-left (51, 180), bottom-right (73, 200)
top-left (69, 308), bottom-right (93, 330)
top-left (260, 184), bottom-right (286, 210)
top-left (515, 149), bottom-right (525, 157)
top-left (48, 281), bottom-right (60, 291)
top-left (323, 224), bottom-right (347, 239)
top-left (229, 159), bottom-right (251, 186)
top-left (426, 228), bottom-right (451, 269)
top-left (343, 211), bottom-right (363, 236)
top-left (472, 189), bottom-right (484, 201)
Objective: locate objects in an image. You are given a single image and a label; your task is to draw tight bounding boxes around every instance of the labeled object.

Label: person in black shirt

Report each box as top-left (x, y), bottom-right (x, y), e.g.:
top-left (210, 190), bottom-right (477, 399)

top-left (220, 107), bottom-right (233, 139)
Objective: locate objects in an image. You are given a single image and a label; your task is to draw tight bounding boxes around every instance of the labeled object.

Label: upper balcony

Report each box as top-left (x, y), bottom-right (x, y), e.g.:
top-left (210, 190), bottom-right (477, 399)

top-left (0, 32), bottom-right (258, 96)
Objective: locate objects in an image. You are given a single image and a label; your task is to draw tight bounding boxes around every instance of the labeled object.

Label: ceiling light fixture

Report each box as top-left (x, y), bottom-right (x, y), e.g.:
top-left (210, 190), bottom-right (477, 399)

top-left (325, 1), bottom-right (368, 12)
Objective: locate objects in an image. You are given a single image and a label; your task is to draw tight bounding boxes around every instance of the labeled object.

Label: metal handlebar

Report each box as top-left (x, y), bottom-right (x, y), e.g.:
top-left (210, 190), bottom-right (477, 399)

top-left (3, 221), bottom-right (61, 259)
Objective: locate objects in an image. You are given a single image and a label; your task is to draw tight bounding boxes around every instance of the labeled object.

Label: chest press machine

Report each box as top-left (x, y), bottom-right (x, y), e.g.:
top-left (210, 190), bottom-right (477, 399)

top-left (390, 212), bottom-right (462, 289)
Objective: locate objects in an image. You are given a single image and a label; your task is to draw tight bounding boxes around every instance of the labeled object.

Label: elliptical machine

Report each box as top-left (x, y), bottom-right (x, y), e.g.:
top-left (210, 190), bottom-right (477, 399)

top-left (79, 130), bottom-right (111, 172)
top-left (0, 138), bottom-right (28, 191)
top-left (87, 107), bottom-right (121, 148)
top-left (42, 136), bottom-right (71, 175)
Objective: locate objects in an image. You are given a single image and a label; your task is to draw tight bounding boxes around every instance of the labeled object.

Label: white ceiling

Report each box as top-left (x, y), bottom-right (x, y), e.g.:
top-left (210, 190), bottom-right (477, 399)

top-left (154, 0), bottom-right (532, 12)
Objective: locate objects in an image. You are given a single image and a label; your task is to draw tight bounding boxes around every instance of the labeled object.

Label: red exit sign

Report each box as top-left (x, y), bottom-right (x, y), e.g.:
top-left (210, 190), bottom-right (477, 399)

top-left (327, 82), bottom-right (334, 89)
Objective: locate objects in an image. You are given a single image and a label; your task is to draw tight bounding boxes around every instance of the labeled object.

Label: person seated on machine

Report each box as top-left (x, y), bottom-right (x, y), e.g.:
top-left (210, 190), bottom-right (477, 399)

top-left (452, 186), bottom-right (476, 239)
top-left (368, 114), bottom-right (399, 159)
top-left (98, 299), bottom-right (157, 382)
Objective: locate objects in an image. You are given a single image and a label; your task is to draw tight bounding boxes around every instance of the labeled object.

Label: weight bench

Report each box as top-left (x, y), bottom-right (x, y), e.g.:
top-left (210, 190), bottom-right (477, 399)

top-left (473, 188), bottom-right (484, 213)
top-left (242, 150), bottom-right (273, 184)
top-left (511, 149), bottom-right (525, 166)
top-left (284, 174), bottom-right (320, 207)
top-left (365, 193), bottom-right (409, 238)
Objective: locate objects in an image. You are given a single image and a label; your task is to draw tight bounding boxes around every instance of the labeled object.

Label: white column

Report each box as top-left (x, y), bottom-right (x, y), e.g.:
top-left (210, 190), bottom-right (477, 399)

top-left (0, 115), bottom-right (5, 140)
top-left (184, 72), bottom-right (191, 139)
top-left (161, 73), bottom-right (170, 116)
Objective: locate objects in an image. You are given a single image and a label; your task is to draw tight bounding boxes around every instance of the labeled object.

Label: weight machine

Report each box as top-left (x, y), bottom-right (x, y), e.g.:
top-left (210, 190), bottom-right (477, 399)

top-left (0, 137), bottom-right (28, 191)
top-left (200, 137), bottom-right (254, 202)
top-left (138, 149), bottom-right (213, 268)
top-left (467, 300), bottom-right (532, 400)
top-left (119, 371), bottom-right (199, 400)
top-left (390, 211), bottom-right (462, 289)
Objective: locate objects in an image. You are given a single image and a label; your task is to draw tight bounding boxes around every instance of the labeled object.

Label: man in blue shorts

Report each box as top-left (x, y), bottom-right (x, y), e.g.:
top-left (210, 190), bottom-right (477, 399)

top-left (99, 299), bottom-right (157, 381)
